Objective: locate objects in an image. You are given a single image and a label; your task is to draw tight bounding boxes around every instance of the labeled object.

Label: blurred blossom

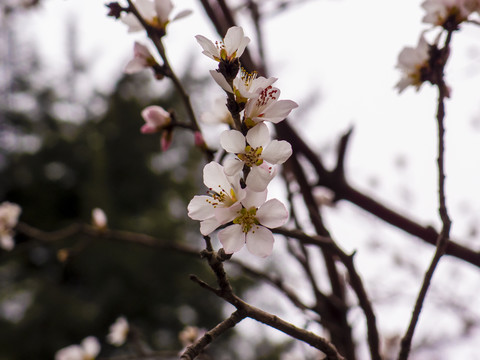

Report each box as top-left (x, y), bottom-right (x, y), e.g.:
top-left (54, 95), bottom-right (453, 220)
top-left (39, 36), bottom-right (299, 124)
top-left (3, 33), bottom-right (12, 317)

top-left (194, 131), bottom-right (206, 149)
top-left (107, 316), bottom-right (129, 346)
top-left (141, 105), bottom-right (171, 134)
top-left (92, 208), bottom-right (108, 230)
top-left (196, 26), bottom-right (250, 63)
top-left (55, 336), bottom-right (100, 360)
top-left (179, 326), bottom-right (206, 347)
top-left (395, 33), bottom-right (431, 93)
top-left (0, 202), bottom-right (21, 251)
top-left (200, 98), bottom-right (233, 126)
top-left (124, 42), bottom-right (157, 74)
top-left (121, 0), bottom-right (191, 33)
top-left (313, 187), bottom-right (335, 207)
top-left (421, 0), bottom-right (478, 27)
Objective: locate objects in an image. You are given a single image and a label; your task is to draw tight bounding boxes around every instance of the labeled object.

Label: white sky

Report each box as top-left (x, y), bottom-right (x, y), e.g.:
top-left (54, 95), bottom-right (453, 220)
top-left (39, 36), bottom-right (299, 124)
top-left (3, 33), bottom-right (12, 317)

top-left (12, 0), bottom-right (480, 358)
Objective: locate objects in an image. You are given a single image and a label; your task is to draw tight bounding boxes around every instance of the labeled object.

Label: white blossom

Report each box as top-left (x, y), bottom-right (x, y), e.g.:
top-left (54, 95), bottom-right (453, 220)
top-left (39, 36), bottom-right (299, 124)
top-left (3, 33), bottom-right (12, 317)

top-left (55, 336), bottom-right (100, 360)
top-left (125, 42), bottom-right (156, 74)
top-left (196, 26), bottom-right (250, 62)
top-left (0, 202), bottom-right (21, 251)
top-left (244, 85), bottom-right (298, 127)
top-left (210, 69), bottom-right (277, 103)
top-left (218, 189), bottom-right (288, 258)
top-left (395, 33), bottom-right (431, 93)
top-left (200, 98), bottom-right (234, 126)
top-left (121, 0), bottom-right (191, 33)
top-left (107, 316), bottom-right (129, 347)
top-left (187, 162), bottom-right (246, 236)
top-left (220, 123), bottom-right (292, 191)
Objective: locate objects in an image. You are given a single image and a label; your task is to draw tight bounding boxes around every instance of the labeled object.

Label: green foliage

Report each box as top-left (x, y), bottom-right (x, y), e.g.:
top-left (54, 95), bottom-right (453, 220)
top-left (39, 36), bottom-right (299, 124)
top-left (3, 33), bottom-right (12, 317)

top-left (0, 71), bottom-right (228, 359)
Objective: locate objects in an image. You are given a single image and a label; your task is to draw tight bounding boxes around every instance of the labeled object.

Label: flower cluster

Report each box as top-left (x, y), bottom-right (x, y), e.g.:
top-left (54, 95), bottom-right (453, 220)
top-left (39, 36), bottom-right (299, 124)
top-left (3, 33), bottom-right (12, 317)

top-left (422, 0), bottom-right (480, 29)
top-left (396, 0), bottom-right (480, 93)
top-left (0, 201), bottom-right (21, 251)
top-left (188, 26), bottom-right (296, 258)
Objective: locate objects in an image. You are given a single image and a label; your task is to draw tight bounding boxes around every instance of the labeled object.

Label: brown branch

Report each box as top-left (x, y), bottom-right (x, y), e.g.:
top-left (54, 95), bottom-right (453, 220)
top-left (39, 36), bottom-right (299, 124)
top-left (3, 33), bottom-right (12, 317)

top-left (180, 310), bottom-right (246, 360)
top-left (398, 30), bottom-right (454, 360)
top-left (191, 262), bottom-right (345, 360)
top-left (274, 227), bottom-right (382, 360)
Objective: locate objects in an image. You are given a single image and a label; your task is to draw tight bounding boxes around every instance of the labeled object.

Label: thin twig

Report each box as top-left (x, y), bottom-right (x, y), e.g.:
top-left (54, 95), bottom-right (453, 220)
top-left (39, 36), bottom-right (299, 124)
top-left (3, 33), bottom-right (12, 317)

top-left (398, 30), bottom-right (454, 360)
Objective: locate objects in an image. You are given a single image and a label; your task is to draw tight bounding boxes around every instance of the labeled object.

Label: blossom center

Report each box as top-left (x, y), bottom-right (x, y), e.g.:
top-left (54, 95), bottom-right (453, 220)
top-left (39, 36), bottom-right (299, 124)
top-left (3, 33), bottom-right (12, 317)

top-left (237, 145), bottom-right (263, 167)
top-left (256, 85), bottom-right (278, 108)
top-left (206, 186), bottom-right (237, 208)
top-left (233, 207), bottom-right (259, 233)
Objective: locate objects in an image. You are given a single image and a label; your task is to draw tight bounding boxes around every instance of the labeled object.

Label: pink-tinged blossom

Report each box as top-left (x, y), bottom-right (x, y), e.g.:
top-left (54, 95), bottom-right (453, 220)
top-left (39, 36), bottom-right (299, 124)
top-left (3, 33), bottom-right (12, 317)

top-left (187, 162), bottom-right (246, 236)
top-left (107, 316), bottom-right (129, 347)
top-left (92, 208), bottom-right (108, 230)
top-left (395, 33), bottom-right (431, 93)
top-left (55, 336), bottom-right (100, 360)
top-left (121, 0), bottom-right (191, 33)
top-left (0, 201), bottom-right (21, 251)
top-left (196, 26), bottom-right (250, 63)
top-left (220, 123), bottom-right (292, 191)
top-left (244, 86), bottom-right (298, 127)
top-left (218, 189), bottom-right (288, 258)
top-left (125, 42), bottom-right (157, 74)
top-left (210, 69), bottom-right (277, 103)
top-left (141, 105), bottom-right (171, 134)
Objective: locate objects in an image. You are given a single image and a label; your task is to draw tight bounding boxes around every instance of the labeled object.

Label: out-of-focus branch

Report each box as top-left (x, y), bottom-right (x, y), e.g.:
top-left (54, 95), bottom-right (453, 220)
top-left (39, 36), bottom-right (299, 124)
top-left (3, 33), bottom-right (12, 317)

top-left (274, 227), bottom-right (382, 360)
top-left (277, 123), bottom-right (480, 268)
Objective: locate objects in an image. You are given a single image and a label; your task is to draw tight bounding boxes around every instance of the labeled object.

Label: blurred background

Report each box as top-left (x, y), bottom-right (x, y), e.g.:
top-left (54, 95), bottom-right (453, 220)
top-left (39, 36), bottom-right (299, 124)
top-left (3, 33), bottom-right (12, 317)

top-left (2, 0), bottom-right (480, 359)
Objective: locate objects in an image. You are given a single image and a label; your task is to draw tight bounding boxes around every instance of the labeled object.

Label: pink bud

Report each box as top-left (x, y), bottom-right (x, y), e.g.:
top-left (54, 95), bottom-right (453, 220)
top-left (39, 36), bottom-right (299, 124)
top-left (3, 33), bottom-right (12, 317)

top-left (141, 106), bottom-right (171, 134)
top-left (194, 131), bottom-right (206, 148)
top-left (161, 129), bottom-right (173, 151)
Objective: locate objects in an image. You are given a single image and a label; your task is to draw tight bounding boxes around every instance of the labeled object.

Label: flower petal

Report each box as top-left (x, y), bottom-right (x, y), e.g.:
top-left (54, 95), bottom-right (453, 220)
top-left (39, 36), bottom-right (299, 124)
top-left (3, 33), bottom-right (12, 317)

top-left (188, 195), bottom-right (214, 220)
top-left (245, 122), bottom-right (269, 148)
top-left (220, 130), bottom-right (246, 153)
top-left (262, 140), bottom-right (292, 165)
top-left (256, 199), bottom-right (288, 228)
top-left (154, 0), bottom-right (173, 25)
top-left (223, 158), bottom-right (244, 177)
top-left (210, 70), bottom-right (233, 93)
top-left (172, 9), bottom-right (192, 22)
top-left (195, 35), bottom-right (219, 61)
top-left (246, 166), bottom-right (274, 192)
top-left (246, 226), bottom-right (274, 257)
top-left (262, 100), bottom-right (298, 123)
top-left (218, 224), bottom-right (245, 254)
top-left (203, 162), bottom-right (232, 193)
top-left (242, 188), bottom-right (267, 209)
top-left (214, 202), bottom-right (241, 224)
top-left (82, 336), bottom-right (101, 358)
top-left (200, 217), bottom-right (220, 235)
